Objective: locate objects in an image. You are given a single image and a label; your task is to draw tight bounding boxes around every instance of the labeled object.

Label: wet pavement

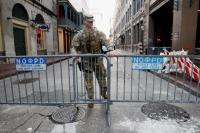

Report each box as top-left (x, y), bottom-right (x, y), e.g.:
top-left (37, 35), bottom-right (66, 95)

top-left (0, 103), bottom-right (200, 133)
top-left (151, 71), bottom-right (200, 98)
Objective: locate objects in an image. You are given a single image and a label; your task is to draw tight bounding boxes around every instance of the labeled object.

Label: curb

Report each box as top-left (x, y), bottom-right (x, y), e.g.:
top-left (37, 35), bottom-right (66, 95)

top-left (150, 71), bottom-right (200, 97)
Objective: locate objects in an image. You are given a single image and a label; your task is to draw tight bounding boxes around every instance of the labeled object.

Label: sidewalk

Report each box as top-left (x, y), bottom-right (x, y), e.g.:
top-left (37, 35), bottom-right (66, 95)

top-left (0, 103), bottom-right (200, 132)
top-left (0, 57), bottom-right (68, 79)
top-left (152, 71), bottom-right (200, 98)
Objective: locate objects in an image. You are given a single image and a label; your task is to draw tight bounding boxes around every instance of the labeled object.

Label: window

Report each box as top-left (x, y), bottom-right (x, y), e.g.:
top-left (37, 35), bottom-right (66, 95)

top-left (35, 14), bottom-right (46, 51)
top-left (12, 4), bottom-right (29, 21)
top-left (133, 0), bottom-right (136, 15)
top-left (71, 9), bottom-right (74, 21)
top-left (77, 14), bottom-right (80, 25)
top-left (59, 5), bottom-right (65, 19)
top-left (75, 13), bottom-right (77, 24)
top-left (67, 7), bottom-right (71, 19)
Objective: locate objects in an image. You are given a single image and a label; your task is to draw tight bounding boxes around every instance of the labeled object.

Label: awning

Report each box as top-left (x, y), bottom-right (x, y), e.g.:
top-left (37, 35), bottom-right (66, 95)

top-left (150, 0), bottom-right (170, 14)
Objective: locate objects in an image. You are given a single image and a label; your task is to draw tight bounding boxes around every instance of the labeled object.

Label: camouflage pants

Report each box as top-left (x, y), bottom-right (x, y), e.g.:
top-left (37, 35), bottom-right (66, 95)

top-left (82, 58), bottom-right (107, 99)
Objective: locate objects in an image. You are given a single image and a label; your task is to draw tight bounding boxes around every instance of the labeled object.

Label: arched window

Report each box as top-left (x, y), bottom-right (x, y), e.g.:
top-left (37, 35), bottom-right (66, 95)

top-left (35, 14), bottom-right (45, 24)
top-left (12, 4), bottom-right (28, 21)
top-left (59, 5), bottom-right (65, 19)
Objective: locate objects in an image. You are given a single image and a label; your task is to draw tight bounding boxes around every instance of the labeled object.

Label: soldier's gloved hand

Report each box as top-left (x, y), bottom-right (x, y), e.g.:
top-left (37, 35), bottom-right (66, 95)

top-left (102, 46), bottom-right (108, 54)
top-left (77, 58), bottom-right (81, 63)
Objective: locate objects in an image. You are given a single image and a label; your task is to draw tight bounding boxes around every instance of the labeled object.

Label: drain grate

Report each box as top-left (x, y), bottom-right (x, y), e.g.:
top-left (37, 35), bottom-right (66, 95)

top-left (141, 102), bottom-right (190, 122)
top-left (14, 78), bottom-right (39, 84)
top-left (51, 106), bottom-right (85, 124)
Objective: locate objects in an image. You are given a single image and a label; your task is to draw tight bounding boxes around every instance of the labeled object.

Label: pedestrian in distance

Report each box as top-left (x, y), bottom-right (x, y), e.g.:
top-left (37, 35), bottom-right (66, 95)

top-left (71, 14), bottom-right (111, 108)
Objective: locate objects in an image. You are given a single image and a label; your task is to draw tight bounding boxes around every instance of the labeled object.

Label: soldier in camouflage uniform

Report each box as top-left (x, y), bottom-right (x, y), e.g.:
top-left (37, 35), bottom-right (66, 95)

top-left (72, 14), bottom-right (108, 108)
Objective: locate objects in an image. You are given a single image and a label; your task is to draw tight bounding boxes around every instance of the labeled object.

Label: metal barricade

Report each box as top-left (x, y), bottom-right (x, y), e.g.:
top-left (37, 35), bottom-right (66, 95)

top-left (0, 54), bottom-right (111, 126)
top-left (0, 55), bottom-right (74, 105)
top-left (1, 54), bottom-right (200, 126)
top-left (71, 54), bottom-right (111, 126)
top-left (108, 54), bottom-right (200, 104)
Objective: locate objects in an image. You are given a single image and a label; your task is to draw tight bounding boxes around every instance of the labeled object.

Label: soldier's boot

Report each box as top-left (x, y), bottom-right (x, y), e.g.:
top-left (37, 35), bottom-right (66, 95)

top-left (101, 87), bottom-right (107, 99)
top-left (88, 94), bottom-right (94, 108)
top-left (88, 103), bottom-right (94, 108)
top-left (102, 93), bottom-right (107, 99)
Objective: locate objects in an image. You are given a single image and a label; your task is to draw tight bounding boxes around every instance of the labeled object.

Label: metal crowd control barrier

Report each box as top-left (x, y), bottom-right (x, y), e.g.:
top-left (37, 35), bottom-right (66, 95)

top-left (108, 54), bottom-right (200, 103)
top-left (71, 54), bottom-right (111, 126)
top-left (0, 55), bottom-right (74, 105)
top-left (0, 54), bottom-right (200, 126)
top-left (0, 54), bottom-right (111, 126)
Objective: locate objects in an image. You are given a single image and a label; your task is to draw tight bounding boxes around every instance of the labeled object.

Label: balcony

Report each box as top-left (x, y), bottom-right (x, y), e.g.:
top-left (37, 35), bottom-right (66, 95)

top-left (59, 18), bottom-right (82, 31)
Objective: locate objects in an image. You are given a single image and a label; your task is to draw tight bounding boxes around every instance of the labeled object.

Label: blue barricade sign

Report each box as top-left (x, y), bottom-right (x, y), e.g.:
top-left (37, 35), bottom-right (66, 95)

top-left (132, 56), bottom-right (164, 70)
top-left (15, 57), bottom-right (46, 71)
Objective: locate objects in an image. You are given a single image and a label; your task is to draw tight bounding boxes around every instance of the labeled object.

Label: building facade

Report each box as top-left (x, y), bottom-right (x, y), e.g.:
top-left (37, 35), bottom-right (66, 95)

top-left (172, 0), bottom-right (199, 53)
top-left (113, 0), bottom-right (200, 54)
top-left (58, 0), bottom-right (89, 54)
top-left (148, 0), bottom-right (200, 54)
top-left (147, 0), bottom-right (174, 54)
top-left (0, 0), bottom-right (58, 56)
top-left (113, 0), bottom-right (145, 53)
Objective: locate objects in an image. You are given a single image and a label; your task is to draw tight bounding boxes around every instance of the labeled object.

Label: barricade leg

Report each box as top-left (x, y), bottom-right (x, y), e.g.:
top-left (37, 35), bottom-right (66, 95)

top-left (106, 102), bottom-right (111, 127)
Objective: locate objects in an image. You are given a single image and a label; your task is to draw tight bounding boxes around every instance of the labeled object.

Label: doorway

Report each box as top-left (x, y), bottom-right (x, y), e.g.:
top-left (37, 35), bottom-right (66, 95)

top-left (13, 27), bottom-right (26, 55)
top-left (150, 0), bottom-right (173, 47)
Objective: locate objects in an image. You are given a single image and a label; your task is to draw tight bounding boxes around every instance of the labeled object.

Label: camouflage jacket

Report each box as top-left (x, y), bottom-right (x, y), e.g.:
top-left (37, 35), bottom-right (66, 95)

top-left (72, 28), bottom-right (108, 54)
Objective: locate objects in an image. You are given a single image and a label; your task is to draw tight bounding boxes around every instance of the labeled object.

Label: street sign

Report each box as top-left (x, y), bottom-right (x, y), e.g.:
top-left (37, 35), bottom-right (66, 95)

top-left (37, 24), bottom-right (50, 31)
top-left (132, 56), bottom-right (163, 70)
top-left (15, 57), bottom-right (46, 71)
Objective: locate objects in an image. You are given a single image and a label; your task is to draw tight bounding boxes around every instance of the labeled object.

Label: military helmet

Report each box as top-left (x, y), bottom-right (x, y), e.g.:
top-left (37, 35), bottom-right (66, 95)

top-left (83, 13), bottom-right (94, 22)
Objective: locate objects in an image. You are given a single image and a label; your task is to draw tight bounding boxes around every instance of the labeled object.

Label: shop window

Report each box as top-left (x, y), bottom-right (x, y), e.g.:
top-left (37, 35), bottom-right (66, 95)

top-left (35, 14), bottom-right (46, 51)
top-left (36, 28), bottom-right (46, 50)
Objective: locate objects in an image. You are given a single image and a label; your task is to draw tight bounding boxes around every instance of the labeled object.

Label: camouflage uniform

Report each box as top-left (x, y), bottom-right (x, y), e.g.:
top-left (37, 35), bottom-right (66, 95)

top-left (72, 28), bottom-right (108, 99)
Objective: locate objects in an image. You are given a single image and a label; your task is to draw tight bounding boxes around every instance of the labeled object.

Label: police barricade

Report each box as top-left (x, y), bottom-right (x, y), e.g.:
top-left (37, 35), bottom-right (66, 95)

top-left (108, 54), bottom-right (200, 104)
top-left (0, 55), bottom-right (111, 126)
top-left (71, 54), bottom-right (111, 125)
top-left (0, 55), bottom-right (74, 105)
top-left (1, 54), bottom-right (200, 126)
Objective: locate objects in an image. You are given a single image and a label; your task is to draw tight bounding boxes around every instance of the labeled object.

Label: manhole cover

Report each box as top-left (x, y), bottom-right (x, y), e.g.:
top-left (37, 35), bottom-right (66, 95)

top-left (141, 102), bottom-right (190, 122)
top-left (51, 106), bottom-right (85, 124)
top-left (14, 78), bottom-right (39, 84)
